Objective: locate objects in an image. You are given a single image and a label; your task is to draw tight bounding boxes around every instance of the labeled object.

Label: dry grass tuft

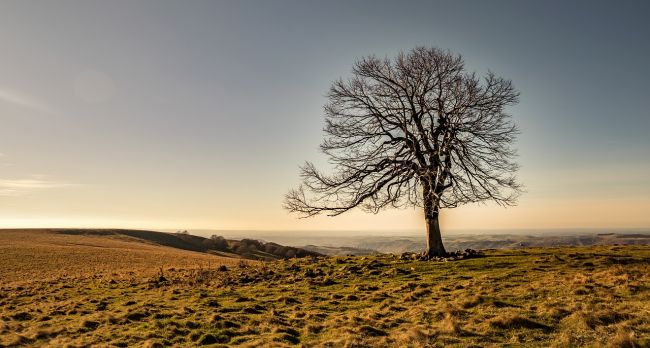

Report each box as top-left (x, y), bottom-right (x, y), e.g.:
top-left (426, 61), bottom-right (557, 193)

top-left (603, 331), bottom-right (642, 348)
top-left (440, 313), bottom-right (462, 334)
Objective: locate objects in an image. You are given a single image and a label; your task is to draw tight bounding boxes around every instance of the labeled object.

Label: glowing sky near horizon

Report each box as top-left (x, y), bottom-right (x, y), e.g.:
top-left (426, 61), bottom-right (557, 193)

top-left (1, 0), bottom-right (649, 232)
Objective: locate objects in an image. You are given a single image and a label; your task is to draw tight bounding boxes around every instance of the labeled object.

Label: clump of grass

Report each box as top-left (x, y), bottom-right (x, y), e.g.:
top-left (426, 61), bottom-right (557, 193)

top-left (143, 340), bottom-right (164, 348)
top-left (461, 294), bottom-right (484, 309)
top-left (399, 327), bottom-right (429, 345)
top-left (538, 304), bottom-right (572, 320)
top-left (583, 310), bottom-right (632, 329)
top-left (605, 331), bottom-right (642, 348)
top-left (440, 313), bottom-right (462, 334)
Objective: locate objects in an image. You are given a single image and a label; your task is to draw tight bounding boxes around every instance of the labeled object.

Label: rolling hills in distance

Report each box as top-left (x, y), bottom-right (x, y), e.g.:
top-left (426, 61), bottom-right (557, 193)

top-left (182, 228), bottom-right (650, 256)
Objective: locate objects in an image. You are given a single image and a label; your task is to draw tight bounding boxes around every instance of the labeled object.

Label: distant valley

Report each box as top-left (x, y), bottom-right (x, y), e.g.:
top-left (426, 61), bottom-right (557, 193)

top-left (194, 229), bottom-right (650, 255)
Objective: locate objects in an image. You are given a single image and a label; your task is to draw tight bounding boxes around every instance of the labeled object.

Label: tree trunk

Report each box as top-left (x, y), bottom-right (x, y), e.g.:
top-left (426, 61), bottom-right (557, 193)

top-left (422, 181), bottom-right (447, 258)
top-left (425, 211), bottom-right (447, 258)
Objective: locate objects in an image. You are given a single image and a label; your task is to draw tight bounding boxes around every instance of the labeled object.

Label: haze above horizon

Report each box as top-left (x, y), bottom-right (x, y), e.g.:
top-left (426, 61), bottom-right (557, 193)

top-left (1, 0), bottom-right (649, 232)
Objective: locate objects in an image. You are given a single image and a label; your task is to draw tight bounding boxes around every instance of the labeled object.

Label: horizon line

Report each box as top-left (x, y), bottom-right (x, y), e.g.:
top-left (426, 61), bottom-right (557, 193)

top-left (2, 226), bottom-right (649, 233)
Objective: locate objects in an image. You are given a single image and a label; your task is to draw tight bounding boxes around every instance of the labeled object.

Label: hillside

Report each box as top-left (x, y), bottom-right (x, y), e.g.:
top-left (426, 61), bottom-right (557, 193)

top-left (0, 243), bottom-right (648, 347)
top-left (54, 229), bottom-right (321, 260)
top-left (1, 229), bottom-right (320, 262)
top-left (0, 229), bottom-right (245, 286)
top-left (300, 244), bottom-right (380, 256)
top-left (283, 232), bottom-right (650, 255)
top-left (0, 229), bottom-right (319, 286)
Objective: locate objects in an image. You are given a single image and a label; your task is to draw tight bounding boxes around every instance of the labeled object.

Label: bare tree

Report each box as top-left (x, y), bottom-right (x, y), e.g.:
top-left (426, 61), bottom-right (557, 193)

top-left (284, 47), bottom-right (522, 258)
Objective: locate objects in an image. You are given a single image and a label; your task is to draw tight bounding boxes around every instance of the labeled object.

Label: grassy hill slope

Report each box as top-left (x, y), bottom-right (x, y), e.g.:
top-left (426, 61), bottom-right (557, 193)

top-left (0, 243), bottom-right (648, 347)
top-left (0, 229), bottom-right (321, 272)
top-left (0, 229), bottom-right (246, 286)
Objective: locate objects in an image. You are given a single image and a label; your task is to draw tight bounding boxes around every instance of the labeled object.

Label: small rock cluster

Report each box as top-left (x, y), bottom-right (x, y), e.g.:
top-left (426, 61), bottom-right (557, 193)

top-left (398, 249), bottom-right (484, 262)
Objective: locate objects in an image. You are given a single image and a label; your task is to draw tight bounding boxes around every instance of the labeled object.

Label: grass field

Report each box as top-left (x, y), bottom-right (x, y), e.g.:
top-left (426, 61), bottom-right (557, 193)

top-left (0, 231), bottom-right (648, 347)
top-left (0, 230), bottom-right (245, 286)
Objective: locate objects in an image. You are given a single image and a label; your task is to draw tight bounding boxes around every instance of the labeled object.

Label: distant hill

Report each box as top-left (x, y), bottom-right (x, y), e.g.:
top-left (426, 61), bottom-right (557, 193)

top-left (201, 229), bottom-right (650, 255)
top-left (292, 232), bottom-right (650, 255)
top-left (57, 228), bottom-right (322, 260)
top-left (1, 228), bottom-right (321, 262)
top-left (301, 244), bottom-right (380, 256)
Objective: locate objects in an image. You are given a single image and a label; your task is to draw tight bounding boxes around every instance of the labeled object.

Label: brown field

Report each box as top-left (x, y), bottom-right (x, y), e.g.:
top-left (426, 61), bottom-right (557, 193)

top-left (0, 230), bottom-right (245, 286)
top-left (0, 230), bottom-right (648, 347)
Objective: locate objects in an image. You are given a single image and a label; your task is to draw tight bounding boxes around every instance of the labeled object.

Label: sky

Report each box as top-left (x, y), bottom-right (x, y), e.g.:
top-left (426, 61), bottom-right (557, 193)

top-left (0, 0), bottom-right (649, 233)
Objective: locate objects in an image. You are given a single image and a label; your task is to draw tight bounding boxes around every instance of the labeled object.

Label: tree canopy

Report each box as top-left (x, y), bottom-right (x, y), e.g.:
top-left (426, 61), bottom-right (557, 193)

top-left (285, 47), bottom-right (522, 256)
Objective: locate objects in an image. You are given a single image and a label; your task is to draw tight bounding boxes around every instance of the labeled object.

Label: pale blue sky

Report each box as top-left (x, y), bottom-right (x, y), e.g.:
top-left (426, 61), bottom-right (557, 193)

top-left (1, 1), bottom-right (648, 230)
